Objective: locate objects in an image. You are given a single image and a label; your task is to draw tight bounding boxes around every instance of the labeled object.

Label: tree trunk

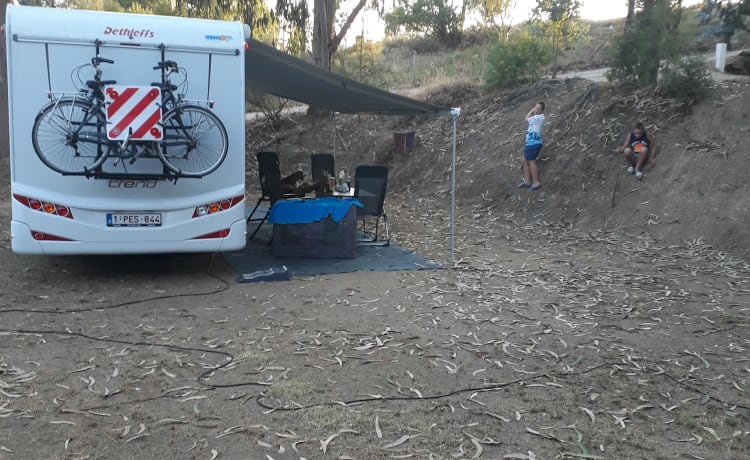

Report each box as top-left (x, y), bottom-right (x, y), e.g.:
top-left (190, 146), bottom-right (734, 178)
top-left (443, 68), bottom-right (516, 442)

top-left (309, 0), bottom-right (331, 117)
top-left (641, 0), bottom-right (662, 85)
top-left (670, 0), bottom-right (684, 29)
top-left (552, 29), bottom-right (558, 79)
top-left (312, 0), bottom-right (368, 70)
top-left (720, 31), bottom-right (734, 50)
top-left (312, 0), bottom-right (332, 70)
top-left (309, 0), bottom-right (367, 117)
top-left (328, 0), bottom-right (367, 57)
top-left (459, 0), bottom-right (469, 33)
top-left (625, 0), bottom-right (636, 30)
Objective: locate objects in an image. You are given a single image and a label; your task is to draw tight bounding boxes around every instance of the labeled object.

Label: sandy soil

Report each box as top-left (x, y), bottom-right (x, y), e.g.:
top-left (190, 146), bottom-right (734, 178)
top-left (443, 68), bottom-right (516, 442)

top-left (1, 75), bottom-right (749, 459)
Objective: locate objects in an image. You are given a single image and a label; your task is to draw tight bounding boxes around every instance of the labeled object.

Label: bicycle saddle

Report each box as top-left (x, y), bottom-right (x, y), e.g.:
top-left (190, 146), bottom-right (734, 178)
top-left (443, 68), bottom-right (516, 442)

top-left (86, 79), bottom-right (117, 89)
top-left (151, 82), bottom-right (178, 91)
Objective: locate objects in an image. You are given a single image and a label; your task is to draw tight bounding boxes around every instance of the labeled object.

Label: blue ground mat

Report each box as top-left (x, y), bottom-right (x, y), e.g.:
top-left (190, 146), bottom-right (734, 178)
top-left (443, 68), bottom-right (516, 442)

top-left (223, 237), bottom-right (441, 282)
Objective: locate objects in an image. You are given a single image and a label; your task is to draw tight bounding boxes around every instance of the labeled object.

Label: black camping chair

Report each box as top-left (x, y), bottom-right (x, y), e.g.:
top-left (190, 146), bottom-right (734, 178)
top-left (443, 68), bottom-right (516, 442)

top-left (311, 153), bottom-right (335, 183)
top-left (247, 151), bottom-right (293, 240)
top-left (353, 165), bottom-right (389, 246)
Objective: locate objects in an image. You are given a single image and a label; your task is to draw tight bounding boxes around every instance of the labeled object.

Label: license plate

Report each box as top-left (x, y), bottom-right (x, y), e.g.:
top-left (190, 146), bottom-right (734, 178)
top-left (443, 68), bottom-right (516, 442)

top-left (107, 213), bottom-right (162, 227)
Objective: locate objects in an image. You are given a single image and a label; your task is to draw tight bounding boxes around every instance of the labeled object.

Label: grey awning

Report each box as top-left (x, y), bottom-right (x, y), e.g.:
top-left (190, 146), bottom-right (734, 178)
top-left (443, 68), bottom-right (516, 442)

top-left (245, 38), bottom-right (452, 116)
top-left (244, 38), bottom-right (460, 263)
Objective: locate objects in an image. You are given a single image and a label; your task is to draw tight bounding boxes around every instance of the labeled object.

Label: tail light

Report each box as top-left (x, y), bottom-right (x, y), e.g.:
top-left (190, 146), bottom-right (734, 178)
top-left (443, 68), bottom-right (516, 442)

top-left (14, 194), bottom-right (74, 219)
top-left (193, 195), bottom-right (244, 218)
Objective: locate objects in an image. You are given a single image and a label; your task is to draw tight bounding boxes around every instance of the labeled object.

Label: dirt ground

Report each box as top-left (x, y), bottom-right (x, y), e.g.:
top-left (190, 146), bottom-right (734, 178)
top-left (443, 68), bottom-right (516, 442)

top-left (1, 72), bottom-right (749, 459)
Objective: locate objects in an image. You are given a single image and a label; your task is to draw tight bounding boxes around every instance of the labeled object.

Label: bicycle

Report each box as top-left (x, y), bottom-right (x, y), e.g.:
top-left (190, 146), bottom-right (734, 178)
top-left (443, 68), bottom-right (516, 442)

top-left (31, 42), bottom-right (141, 174)
top-left (151, 58), bottom-right (229, 177)
top-left (31, 41), bottom-right (229, 178)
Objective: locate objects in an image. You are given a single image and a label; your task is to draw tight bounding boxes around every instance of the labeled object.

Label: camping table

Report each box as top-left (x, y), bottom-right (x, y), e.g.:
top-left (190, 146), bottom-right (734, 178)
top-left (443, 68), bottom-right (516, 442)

top-left (268, 197), bottom-right (362, 258)
top-left (332, 187), bottom-right (355, 198)
top-left (315, 186), bottom-right (355, 198)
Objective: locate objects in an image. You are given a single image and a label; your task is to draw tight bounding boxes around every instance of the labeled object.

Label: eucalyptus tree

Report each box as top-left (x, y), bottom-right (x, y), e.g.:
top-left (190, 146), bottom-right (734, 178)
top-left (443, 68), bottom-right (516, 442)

top-left (171, 0), bottom-right (279, 48)
top-left (532, 0), bottom-right (584, 78)
top-left (384, 0), bottom-right (464, 46)
top-left (478, 0), bottom-right (517, 41)
top-left (310, 0), bottom-right (369, 70)
top-left (698, 0), bottom-right (750, 50)
top-left (613, 0), bottom-right (688, 86)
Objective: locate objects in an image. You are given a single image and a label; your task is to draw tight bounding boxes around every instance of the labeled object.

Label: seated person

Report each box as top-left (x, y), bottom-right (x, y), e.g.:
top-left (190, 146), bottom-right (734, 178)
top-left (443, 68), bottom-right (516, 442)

top-left (281, 170), bottom-right (327, 197)
top-left (616, 121), bottom-right (657, 179)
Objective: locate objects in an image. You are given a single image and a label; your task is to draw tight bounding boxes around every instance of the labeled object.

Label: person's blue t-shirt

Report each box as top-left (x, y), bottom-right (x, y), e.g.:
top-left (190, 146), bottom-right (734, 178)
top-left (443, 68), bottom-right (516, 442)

top-left (525, 114), bottom-right (545, 146)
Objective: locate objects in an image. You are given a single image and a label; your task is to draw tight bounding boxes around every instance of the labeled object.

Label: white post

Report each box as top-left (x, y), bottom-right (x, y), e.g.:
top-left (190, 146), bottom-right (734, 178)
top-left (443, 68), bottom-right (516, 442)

top-left (449, 108), bottom-right (460, 264)
top-left (715, 43), bottom-right (727, 72)
top-left (412, 51), bottom-right (416, 86)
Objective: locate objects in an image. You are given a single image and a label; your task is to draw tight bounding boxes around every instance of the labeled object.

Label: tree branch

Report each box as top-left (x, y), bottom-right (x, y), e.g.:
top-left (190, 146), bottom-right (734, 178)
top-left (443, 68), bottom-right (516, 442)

top-left (329, 0), bottom-right (367, 56)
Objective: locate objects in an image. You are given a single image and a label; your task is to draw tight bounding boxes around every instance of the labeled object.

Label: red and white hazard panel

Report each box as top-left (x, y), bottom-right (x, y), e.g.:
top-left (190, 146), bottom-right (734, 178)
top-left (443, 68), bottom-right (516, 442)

top-left (104, 86), bottom-right (162, 141)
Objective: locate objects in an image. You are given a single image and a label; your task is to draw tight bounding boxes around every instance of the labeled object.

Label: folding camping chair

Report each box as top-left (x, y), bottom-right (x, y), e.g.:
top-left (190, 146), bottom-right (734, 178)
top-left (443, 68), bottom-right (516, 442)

top-left (353, 165), bottom-right (389, 246)
top-left (311, 153), bottom-right (335, 183)
top-left (247, 151), bottom-right (294, 240)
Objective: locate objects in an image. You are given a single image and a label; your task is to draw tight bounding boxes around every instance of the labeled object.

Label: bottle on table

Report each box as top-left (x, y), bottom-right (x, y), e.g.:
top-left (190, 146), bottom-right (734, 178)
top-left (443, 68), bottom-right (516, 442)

top-left (327, 171), bottom-right (335, 193)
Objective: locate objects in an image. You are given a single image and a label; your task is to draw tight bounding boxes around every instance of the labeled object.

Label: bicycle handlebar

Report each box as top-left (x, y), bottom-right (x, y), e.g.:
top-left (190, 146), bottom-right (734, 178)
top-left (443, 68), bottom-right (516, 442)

top-left (153, 60), bottom-right (178, 70)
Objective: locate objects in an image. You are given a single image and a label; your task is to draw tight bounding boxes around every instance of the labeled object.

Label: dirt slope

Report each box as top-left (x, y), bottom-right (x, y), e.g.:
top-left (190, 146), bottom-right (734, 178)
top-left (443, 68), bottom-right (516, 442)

top-left (247, 75), bottom-right (750, 260)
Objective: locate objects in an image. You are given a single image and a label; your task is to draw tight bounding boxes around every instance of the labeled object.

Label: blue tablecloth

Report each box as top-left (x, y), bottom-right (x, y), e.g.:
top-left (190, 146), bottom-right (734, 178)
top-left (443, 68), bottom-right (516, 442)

top-left (268, 197), bottom-right (363, 225)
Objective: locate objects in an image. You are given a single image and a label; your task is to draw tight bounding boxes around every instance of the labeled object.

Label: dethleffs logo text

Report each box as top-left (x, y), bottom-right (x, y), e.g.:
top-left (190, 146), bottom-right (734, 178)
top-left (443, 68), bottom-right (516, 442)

top-left (103, 27), bottom-right (155, 39)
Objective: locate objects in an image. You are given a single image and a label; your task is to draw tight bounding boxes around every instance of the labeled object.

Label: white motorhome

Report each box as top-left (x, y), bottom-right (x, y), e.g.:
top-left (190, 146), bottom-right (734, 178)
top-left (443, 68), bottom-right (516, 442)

top-left (5, 6), bottom-right (248, 254)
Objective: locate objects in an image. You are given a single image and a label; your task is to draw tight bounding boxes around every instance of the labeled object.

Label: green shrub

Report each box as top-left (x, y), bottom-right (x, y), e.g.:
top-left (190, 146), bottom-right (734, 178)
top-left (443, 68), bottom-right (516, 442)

top-left (388, 36), bottom-right (448, 55)
top-left (459, 26), bottom-right (500, 49)
top-left (485, 32), bottom-right (552, 89)
top-left (658, 56), bottom-right (714, 104)
top-left (245, 90), bottom-right (291, 127)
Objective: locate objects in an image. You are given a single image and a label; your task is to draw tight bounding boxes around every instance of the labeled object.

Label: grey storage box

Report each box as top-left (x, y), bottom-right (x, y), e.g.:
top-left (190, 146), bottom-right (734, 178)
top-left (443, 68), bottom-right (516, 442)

top-left (272, 206), bottom-right (356, 258)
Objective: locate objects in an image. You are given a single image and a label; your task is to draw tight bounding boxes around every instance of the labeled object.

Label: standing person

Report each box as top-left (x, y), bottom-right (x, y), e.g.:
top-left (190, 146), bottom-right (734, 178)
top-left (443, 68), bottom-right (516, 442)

top-left (519, 101), bottom-right (545, 191)
top-left (617, 122), bottom-right (656, 179)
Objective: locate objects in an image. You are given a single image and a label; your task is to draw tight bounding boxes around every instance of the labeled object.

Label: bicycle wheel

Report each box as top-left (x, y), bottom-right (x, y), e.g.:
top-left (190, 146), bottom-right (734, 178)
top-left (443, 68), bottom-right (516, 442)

top-left (159, 105), bottom-right (228, 177)
top-left (32, 98), bottom-right (110, 174)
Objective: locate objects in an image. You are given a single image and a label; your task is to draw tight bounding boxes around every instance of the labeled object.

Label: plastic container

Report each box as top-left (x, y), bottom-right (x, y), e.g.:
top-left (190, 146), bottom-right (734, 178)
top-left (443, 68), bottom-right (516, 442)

top-left (394, 131), bottom-right (416, 153)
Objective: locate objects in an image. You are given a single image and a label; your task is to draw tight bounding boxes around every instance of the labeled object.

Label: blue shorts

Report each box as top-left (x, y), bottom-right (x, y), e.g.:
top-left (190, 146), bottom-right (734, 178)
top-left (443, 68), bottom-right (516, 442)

top-left (524, 143), bottom-right (543, 161)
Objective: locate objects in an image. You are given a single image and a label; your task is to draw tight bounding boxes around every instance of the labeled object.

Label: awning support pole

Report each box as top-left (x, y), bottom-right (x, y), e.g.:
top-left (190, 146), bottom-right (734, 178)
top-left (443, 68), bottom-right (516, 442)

top-left (449, 108), bottom-right (460, 264)
top-left (332, 112), bottom-right (337, 160)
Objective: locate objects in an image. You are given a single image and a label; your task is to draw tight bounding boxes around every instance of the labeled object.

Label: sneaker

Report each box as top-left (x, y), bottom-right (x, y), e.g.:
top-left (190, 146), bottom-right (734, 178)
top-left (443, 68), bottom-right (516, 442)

top-left (626, 166), bottom-right (634, 174)
top-left (635, 171), bottom-right (643, 179)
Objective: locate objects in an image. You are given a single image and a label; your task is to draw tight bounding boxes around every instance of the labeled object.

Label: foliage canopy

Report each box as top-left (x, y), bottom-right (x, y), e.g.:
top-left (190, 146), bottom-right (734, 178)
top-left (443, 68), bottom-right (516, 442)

top-left (608, 1), bottom-right (687, 87)
top-left (385, 0), bottom-right (463, 47)
top-left (531, 0), bottom-right (585, 77)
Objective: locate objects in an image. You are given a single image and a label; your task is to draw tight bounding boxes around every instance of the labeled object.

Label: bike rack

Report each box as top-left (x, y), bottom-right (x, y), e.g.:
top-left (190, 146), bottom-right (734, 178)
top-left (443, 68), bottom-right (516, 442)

top-left (34, 40), bottom-right (227, 182)
top-left (62, 169), bottom-right (206, 183)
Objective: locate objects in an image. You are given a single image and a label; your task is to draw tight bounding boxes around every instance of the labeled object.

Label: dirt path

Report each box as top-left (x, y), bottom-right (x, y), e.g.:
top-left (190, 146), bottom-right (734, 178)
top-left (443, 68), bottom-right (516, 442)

top-left (557, 49), bottom-right (746, 82)
top-left (1, 192), bottom-right (748, 459)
